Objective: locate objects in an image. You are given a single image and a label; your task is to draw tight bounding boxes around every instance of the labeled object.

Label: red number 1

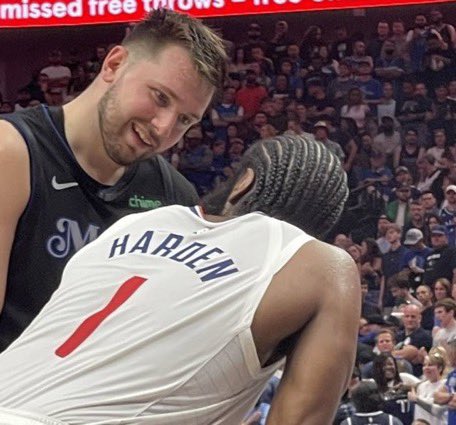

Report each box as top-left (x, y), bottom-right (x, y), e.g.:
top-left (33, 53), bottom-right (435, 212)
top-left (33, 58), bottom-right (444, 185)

top-left (55, 276), bottom-right (147, 358)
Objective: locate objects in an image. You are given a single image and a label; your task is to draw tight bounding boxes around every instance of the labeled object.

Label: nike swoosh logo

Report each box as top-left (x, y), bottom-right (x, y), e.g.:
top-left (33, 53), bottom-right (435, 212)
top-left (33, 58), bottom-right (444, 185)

top-left (52, 176), bottom-right (79, 190)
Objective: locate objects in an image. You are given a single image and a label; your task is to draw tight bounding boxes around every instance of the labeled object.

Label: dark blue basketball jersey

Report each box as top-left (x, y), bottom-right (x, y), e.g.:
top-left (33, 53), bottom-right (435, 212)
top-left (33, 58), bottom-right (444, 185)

top-left (0, 105), bottom-right (198, 351)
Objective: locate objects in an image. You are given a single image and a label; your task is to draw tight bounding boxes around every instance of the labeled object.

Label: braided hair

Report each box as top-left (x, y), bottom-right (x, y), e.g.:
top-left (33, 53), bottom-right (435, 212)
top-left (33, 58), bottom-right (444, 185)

top-left (204, 134), bottom-right (348, 239)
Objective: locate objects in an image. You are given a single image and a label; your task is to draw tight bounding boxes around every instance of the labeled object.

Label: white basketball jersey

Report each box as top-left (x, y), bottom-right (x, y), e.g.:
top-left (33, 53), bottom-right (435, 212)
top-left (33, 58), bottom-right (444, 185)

top-left (0, 206), bottom-right (314, 425)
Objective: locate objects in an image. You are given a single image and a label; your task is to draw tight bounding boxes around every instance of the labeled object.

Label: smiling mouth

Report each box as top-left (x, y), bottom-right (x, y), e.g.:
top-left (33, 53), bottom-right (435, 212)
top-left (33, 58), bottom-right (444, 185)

top-left (132, 123), bottom-right (156, 147)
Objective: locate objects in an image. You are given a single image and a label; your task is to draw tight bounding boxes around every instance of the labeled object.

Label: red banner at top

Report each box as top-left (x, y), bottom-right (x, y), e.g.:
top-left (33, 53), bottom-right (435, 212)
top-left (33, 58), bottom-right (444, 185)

top-left (0, 0), bottom-right (452, 28)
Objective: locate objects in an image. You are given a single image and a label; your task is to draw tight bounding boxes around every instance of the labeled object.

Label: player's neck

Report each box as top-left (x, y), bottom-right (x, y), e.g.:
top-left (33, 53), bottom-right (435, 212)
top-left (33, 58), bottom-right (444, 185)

top-left (63, 91), bottom-right (126, 185)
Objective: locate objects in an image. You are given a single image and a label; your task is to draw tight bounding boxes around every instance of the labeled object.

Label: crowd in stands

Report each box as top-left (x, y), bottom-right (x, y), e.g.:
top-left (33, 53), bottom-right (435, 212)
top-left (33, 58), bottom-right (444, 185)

top-left (1, 6), bottom-right (456, 425)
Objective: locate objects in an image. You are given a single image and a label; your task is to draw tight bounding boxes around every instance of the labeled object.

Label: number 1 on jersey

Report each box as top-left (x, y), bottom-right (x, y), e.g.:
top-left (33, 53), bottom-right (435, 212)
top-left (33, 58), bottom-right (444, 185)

top-left (55, 276), bottom-right (148, 358)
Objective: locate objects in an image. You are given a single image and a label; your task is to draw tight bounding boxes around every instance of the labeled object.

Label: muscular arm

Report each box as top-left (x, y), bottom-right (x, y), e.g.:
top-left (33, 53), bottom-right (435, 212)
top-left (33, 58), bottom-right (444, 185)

top-left (0, 121), bottom-right (30, 311)
top-left (263, 242), bottom-right (361, 425)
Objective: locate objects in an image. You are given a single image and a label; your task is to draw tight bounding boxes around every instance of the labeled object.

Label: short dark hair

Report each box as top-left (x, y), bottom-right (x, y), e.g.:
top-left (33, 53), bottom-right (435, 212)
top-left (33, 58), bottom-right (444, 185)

top-left (122, 9), bottom-right (227, 89)
top-left (351, 381), bottom-right (384, 413)
top-left (203, 134), bottom-right (348, 239)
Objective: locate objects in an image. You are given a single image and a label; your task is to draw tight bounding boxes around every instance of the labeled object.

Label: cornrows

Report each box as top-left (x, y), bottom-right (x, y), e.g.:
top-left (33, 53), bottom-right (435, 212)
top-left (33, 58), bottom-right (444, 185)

top-left (238, 134), bottom-right (348, 238)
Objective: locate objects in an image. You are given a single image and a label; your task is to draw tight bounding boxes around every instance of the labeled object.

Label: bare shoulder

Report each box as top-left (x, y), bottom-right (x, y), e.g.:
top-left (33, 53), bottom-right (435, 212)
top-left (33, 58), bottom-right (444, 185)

top-left (284, 239), bottom-right (360, 301)
top-left (0, 119), bottom-right (30, 205)
top-left (0, 119), bottom-right (29, 160)
top-left (252, 239), bottom-right (360, 359)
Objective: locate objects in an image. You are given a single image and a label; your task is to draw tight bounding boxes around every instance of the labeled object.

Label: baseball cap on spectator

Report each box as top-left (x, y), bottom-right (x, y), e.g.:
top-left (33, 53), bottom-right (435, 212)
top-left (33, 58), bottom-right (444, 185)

top-left (395, 166), bottom-right (409, 175)
top-left (230, 138), bottom-right (244, 147)
top-left (314, 121), bottom-right (328, 129)
top-left (431, 225), bottom-right (446, 235)
top-left (445, 185), bottom-right (456, 194)
top-left (404, 228), bottom-right (424, 245)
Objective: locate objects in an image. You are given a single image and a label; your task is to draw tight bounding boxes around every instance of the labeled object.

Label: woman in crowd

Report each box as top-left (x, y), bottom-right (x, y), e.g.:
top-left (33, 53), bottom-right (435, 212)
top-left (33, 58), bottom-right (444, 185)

top-left (427, 128), bottom-right (451, 163)
top-left (372, 353), bottom-right (420, 425)
top-left (408, 351), bottom-right (448, 425)
top-left (434, 278), bottom-right (452, 302)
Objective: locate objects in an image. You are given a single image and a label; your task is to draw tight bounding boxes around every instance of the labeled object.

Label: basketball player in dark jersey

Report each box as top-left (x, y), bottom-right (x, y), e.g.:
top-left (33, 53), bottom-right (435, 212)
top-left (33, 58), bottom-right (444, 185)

top-left (0, 10), bottom-right (227, 351)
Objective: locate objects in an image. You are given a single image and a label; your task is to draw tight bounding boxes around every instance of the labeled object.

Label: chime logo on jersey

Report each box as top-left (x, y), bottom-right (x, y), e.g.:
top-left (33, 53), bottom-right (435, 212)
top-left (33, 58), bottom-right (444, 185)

top-left (109, 230), bottom-right (239, 283)
top-left (47, 218), bottom-right (100, 258)
top-left (128, 195), bottom-right (163, 210)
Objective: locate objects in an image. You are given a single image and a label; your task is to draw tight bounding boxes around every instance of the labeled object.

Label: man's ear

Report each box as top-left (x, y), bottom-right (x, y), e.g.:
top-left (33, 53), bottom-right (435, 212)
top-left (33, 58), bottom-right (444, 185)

top-left (227, 168), bottom-right (255, 205)
top-left (100, 46), bottom-right (129, 83)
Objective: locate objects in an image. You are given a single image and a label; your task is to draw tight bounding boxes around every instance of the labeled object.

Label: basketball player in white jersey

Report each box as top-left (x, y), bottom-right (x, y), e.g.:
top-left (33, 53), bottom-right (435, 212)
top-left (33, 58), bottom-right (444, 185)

top-left (0, 134), bottom-right (360, 425)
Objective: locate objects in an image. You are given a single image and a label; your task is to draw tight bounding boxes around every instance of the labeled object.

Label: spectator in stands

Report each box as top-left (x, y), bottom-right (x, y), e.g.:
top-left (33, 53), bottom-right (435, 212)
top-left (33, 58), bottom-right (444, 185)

top-left (330, 25), bottom-right (353, 62)
top-left (403, 202), bottom-right (426, 239)
top-left (361, 279), bottom-right (381, 318)
top-left (361, 329), bottom-right (413, 378)
top-left (240, 22), bottom-right (267, 63)
top-left (396, 303), bottom-right (432, 377)
top-left (286, 44), bottom-right (305, 77)
top-left (434, 278), bottom-right (453, 304)
top-left (235, 69), bottom-right (267, 119)
top-left (331, 117), bottom-right (358, 173)
top-left (423, 33), bottom-right (455, 92)
top-left (372, 352), bottom-right (420, 424)
top-left (383, 224), bottom-right (410, 307)
top-left (429, 7), bottom-right (456, 51)
top-left (313, 121), bottom-right (345, 162)
top-left (40, 50), bottom-right (71, 96)
top-left (416, 284), bottom-right (436, 331)
top-left (327, 61), bottom-right (357, 109)
top-left (300, 25), bottom-right (325, 65)
top-left (390, 19), bottom-right (409, 62)
top-left (402, 228), bottom-right (432, 289)
top-left (251, 44), bottom-right (274, 78)
top-left (227, 46), bottom-right (250, 78)
top-left (355, 61), bottom-right (383, 110)
top-left (406, 14), bottom-right (431, 74)
top-left (377, 215), bottom-right (392, 254)
top-left (305, 80), bottom-right (336, 124)
top-left (318, 44), bottom-right (339, 77)
top-left (226, 138), bottom-right (245, 172)
top-left (211, 86), bottom-right (244, 142)
top-left (248, 61), bottom-right (272, 90)
top-left (295, 102), bottom-right (313, 133)
top-left (269, 74), bottom-right (293, 100)
top-left (417, 154), bottom-right (445, 205)
top-left (440, 185), bottom-right (456, 247)
top-left (408, 351), bottom-right (448, 425)
top-left (178, 125), bottom-right (214, 195)
top-left (386, 183), bottom-right (412, 228)
top-left (259, 124), bottom-right (278, 140)
top-left (210, 139), bottom-right (230, 187)
top-left (434, 298), bottom-right (456, 348)
top-left (374, 40), bottom-right (406, 86)
top-left (427, 128), bottom-right (450, 163)
top-left (367, 21), bottom-right (390, 61)
top-left (341, 87), bottom-right (371, 131)
top-left (267, 20), bottom-right (295, 67)
top-left (389, 276), bottom-right (422, 309)
top-left (434, 336), bottom-right (456, 423)
top-left (374, 116), bottom-right (401, 167)
top-left (347, 40), bottom-right (374, 74)
top-left (431, 85), bottom-right (454, 133)
top-left (421, 190), bottom-right (440, 217)
top-left (277, 58), bottom-right (303, 99)
top-left (341, 380), bottom-right (404, 425)
top-left (396, 81), bottom-right (431, 146)
top-left (261, 97), bottom-right (287, 133)
top-left (378, 82), bottom-right (399, 124)
top-left (303, 54), bottom-right (332, 88)
top-left (359, 238), bottom-right (383, 305)
top-left (424, 226), bottom-right (456, 287)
